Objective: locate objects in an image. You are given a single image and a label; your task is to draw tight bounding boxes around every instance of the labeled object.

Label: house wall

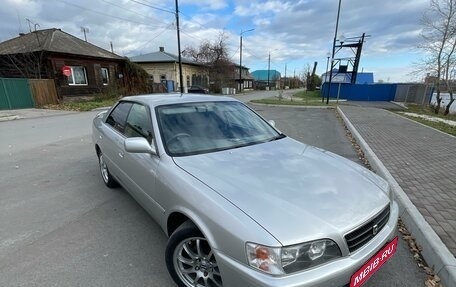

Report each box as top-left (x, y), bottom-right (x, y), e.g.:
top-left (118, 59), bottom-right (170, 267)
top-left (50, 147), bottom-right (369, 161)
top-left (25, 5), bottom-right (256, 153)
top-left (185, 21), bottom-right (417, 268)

top-left (48, 55), bottom-right (123, 98)
top-left (137, 62), bottom-right (208, 91)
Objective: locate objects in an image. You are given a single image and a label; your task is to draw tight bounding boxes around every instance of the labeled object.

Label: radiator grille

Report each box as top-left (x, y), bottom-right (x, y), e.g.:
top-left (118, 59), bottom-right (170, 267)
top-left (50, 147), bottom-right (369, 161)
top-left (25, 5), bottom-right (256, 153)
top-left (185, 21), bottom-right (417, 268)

top-left (345, 205), bottom-right (390, 253)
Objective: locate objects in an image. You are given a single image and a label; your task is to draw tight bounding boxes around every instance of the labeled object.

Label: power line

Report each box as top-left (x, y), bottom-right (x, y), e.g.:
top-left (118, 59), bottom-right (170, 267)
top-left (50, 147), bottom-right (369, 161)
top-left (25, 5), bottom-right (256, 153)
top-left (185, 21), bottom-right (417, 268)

top-left (130, 0), bottom-right (175, 14)
top-left (179, 29), bottom-right (207, 43)
top-left (101, 0), bottom-right (165, 24)
top-left (242, 45), bottom-right (287, 72)
top-left (179, 11), bottom-right (207, 29)
top-left (127, 0), bottom-right (211, 45)
top-left (229, 46), bottom-right (240, 61)
top-left (127, 0), bottom-right (204, 50)
top-left (241, 45), bottom-right (267, 61)
top-left (55, 0), bottom-right (165, 28)
top-left (127, 2), bottom-right (216, 36)
top-left (129, 22), bottom-right (175, 54)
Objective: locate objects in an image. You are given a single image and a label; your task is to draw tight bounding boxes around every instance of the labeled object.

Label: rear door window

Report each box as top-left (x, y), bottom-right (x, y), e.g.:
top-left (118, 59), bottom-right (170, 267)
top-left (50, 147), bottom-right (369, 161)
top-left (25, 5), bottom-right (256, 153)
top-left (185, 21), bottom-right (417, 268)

top-left (106, 102), bottom-right (133, 134)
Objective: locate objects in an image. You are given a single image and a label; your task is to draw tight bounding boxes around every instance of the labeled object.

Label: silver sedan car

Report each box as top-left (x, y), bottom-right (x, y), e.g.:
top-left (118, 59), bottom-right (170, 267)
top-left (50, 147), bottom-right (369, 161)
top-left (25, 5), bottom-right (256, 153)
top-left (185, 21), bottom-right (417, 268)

top-left (92, 94), bottom-right (399, 287)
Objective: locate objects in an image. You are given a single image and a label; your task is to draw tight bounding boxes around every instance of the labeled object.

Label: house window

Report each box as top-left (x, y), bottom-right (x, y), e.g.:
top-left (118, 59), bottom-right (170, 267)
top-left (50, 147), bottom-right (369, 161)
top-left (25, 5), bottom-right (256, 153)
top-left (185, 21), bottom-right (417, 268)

top-left (149, 75), bottom-right (154, 83)
top-left (160, 74), bottom-right (166, 82)
top-left (186, 75), bottom-right (190, 87)
top-left (101, 68), bottom-right (109, 85)
top-left (68, 66), bottom-right (88, 86)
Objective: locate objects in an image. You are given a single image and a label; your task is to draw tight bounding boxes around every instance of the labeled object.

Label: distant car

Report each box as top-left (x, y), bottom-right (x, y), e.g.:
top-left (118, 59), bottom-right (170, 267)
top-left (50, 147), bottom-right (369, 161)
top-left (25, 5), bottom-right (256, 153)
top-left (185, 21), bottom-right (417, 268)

top-left (187, 85), bottom-right (209, 94)
top-left (92, 94), bottom-right (398, 287)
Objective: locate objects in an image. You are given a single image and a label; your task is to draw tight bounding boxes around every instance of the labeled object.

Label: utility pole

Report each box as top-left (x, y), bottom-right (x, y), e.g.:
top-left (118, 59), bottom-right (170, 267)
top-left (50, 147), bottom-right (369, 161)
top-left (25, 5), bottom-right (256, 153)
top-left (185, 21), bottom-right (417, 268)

top-left (239, 29), bottom-right (254, 93)
top-left (267, 52), bottom-right (271, 90)
top-left (293, 68), bottom-right (296, 88)
top-left (175, 0), bottom-right (184, 93)
top-left (324, 53), bottom-right (330, 102)
top-left (239, 33), bottom-right (243, 93)
top-left (285, 64), bottom-right (287, 89)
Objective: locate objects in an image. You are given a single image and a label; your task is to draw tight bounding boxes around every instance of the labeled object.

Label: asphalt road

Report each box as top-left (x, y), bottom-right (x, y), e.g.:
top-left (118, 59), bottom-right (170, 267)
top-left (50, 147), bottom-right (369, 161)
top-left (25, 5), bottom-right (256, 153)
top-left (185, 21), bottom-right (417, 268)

top-left (0, 105), bottom-right (426, 287)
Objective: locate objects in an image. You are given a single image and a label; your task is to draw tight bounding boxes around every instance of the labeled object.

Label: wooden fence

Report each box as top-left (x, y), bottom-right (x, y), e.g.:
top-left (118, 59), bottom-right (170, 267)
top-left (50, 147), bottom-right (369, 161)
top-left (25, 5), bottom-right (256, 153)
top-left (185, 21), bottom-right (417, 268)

top-left (28, 79), bottom-right (59, 106)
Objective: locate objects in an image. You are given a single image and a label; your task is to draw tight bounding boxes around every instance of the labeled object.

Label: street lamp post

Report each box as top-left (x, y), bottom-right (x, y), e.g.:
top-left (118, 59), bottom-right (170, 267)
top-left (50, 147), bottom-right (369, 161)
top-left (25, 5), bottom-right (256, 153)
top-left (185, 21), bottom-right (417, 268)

top-left (239, 28), bottom-right (254, 93)
top-left (323, 52), bottom-right (331, 102)
top-left (175, 0), bottom-right (184, 93)
top-left (267, 52), bottom-right (271, 90)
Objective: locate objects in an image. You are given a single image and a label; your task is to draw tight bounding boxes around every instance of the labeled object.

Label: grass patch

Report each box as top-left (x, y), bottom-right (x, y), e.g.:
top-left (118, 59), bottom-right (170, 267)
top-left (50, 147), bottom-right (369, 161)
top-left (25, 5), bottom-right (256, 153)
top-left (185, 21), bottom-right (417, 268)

top-left (293, 90), bottom-right (322, 100)
top-left (392, 103), bottom-right (456, 136)
top-left (42, 98), bottom-right (117, 112)
top-left (41, 88), bottom-right (121, 112)
top-left (398, 114), bottom-right (456, 136)
top-left (402, 103), bottom-right (456, 121)
top-left (252, 90), bottom-right (338, 106)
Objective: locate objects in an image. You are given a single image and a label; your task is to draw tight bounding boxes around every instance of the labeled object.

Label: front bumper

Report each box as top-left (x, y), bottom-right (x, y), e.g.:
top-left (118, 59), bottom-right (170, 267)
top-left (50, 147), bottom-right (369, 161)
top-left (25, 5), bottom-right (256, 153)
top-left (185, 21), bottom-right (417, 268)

top-left (215, 201), bottom-right (399, 287)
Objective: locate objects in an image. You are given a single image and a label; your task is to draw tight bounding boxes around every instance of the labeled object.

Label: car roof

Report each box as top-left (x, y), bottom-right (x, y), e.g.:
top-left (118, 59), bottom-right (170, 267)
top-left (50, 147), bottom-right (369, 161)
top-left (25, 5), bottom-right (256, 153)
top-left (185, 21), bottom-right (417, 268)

top-left (121, 93), bottom-right (238, 107)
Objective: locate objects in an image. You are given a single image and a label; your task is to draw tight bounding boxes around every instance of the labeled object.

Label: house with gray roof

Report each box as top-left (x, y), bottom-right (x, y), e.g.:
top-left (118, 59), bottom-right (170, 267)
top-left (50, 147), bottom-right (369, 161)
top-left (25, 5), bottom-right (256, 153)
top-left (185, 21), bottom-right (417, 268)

top-left (130, 47), bottom-right (208, 92)
top-left (0, 28), bottom-right (127, 98)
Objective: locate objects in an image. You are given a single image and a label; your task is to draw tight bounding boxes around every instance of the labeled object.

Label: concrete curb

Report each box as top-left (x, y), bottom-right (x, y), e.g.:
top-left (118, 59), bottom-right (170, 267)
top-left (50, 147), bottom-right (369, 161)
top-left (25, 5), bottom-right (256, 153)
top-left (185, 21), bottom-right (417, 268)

top-left (0, 115), bottom-right (20, 122)
top-left (337, 106), bottom-right (456, 287)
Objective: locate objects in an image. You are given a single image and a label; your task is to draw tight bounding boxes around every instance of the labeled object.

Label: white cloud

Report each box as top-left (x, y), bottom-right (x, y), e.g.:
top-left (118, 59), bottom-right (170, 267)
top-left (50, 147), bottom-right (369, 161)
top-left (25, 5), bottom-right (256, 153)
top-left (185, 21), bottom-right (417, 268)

top-left (181, 0), bottom-right (228, 10)
top-left (253, 17), bottom-right (271, 26)
top-left (0, 0), bottom-right (435, 82)
top-left (234, 0), bottom-right (290, 17)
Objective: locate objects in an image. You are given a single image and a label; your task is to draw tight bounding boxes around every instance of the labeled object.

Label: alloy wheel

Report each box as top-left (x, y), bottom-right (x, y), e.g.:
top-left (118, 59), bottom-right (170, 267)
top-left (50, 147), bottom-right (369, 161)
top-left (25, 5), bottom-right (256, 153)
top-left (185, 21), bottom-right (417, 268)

top-left (173, 236), bottom-right (222, 287)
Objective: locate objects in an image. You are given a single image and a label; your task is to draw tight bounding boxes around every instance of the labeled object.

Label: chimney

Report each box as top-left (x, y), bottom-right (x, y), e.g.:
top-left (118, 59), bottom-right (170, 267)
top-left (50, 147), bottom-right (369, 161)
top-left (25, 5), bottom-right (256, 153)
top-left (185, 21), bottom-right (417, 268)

top-left (159, 47), bottom-right (164, 52)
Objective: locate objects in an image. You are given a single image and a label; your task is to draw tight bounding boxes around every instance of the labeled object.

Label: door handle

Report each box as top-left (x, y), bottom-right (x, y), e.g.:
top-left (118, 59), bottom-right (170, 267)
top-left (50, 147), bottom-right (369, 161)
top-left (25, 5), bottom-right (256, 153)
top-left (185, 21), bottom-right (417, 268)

top-left (118, 152), bottom-right (124, 158)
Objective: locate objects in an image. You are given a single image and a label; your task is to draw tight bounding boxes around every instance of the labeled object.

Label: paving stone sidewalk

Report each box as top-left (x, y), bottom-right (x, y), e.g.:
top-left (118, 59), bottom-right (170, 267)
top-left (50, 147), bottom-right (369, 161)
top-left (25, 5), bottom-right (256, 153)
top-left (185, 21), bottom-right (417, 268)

top-left (339, 106), bottom-right (456, 255)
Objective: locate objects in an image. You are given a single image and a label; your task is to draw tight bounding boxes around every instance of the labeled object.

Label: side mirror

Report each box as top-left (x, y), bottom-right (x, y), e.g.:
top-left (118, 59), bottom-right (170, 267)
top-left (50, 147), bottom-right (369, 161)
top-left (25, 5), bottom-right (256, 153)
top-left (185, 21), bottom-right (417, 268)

top-left (268, 120), bottom-right (276, 127)
top-left (124, 137), bottom-right (157, 155)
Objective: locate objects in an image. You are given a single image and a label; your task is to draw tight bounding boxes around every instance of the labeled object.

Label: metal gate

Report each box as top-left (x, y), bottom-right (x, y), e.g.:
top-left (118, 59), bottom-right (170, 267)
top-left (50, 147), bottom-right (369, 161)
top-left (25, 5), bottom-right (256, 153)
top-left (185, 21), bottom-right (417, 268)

top-left (0, 78), bottom-right (35, 110)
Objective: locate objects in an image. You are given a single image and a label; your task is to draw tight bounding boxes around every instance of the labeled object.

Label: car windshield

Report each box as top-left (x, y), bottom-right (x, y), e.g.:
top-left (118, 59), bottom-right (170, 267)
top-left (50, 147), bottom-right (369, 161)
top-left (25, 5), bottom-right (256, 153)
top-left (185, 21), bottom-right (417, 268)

top-left (156, 101), bottom-right (283, 156)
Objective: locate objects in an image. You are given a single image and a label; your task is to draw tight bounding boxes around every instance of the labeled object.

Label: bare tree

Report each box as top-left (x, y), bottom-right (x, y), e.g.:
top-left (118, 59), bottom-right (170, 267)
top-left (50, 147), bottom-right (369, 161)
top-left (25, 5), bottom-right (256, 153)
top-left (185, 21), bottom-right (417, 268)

top-left (419, 0), bottom-right (456, 114)
top-left (1, 52), bottom-right (45, 79)
top-left (443, 33), bottom-right (456, 114)
top-left (0, 31), bottom-right (46, 79)
top-left (183, 32), bottom-right (232, 92)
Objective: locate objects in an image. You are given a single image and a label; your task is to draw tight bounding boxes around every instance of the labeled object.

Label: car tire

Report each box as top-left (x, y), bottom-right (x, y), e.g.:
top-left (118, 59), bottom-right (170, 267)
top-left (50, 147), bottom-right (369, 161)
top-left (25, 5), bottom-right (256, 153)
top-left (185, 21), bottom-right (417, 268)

top-left (98, 151), bottom-right (119, 188)
top-left (165, 221), bottom-right (223, 287)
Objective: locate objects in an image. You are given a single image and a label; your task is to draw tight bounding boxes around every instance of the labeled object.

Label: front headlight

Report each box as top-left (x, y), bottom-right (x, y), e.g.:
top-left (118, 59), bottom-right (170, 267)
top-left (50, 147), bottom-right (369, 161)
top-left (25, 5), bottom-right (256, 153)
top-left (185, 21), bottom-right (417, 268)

top-left (246, 239), bottom-right (341, 275)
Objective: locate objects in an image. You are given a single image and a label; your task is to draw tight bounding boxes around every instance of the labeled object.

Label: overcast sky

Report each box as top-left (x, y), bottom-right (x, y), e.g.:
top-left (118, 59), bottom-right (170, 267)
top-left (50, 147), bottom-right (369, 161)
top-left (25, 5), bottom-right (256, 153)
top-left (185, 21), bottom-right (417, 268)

top-left (0, 0), bottom-right (431, 82)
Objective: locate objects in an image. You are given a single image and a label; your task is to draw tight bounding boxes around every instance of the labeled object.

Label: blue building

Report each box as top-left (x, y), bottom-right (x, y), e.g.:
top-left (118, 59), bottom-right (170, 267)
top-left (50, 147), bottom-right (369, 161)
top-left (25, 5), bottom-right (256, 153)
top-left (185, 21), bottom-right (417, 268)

top-left (251, 70), bottom-right (281, 89)
top-left (321, 70), bottom-right (374, 84)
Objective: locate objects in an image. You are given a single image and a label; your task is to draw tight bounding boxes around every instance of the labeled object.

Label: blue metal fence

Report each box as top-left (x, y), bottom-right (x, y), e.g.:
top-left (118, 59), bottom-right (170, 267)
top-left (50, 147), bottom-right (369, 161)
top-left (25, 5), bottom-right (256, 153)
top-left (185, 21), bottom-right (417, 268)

top-left (321, 83), bottom-right (397, 101)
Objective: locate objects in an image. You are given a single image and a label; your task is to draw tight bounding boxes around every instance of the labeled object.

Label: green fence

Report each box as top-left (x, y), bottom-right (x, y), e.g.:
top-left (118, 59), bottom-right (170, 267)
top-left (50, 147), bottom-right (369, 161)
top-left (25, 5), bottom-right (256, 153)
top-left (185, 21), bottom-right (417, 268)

top-left (0, 78), bottom-right (35, 110)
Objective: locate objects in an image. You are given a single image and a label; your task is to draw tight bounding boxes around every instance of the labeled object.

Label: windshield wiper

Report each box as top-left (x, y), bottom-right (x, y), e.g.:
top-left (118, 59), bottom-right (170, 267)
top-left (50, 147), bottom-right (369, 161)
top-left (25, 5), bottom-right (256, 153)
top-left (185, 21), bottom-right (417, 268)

top-left (268, 133), bottom-right (286, 142)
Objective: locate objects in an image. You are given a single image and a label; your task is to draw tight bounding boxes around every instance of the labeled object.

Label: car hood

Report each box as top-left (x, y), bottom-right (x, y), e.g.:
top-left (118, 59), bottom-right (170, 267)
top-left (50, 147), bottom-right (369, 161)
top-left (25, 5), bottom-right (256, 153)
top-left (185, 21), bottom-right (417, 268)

top-left (173, 137), bottom-right (390, 246)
